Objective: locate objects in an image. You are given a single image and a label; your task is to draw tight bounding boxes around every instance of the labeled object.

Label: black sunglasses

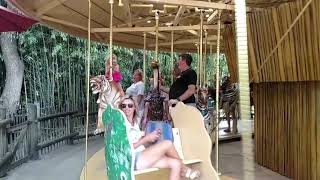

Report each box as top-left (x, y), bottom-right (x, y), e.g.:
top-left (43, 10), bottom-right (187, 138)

top-left (120, 103), bottom-right (134, 109)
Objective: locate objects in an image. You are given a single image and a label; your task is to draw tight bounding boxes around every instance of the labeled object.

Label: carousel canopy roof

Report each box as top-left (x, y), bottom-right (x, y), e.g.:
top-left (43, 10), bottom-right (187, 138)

top-left (0, 5), bottom-right (37, 32)
top-left (9, 0), bottom-right (295, 52)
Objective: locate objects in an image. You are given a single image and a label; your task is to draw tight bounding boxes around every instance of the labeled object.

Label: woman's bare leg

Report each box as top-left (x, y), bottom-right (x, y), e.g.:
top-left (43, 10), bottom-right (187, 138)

top-left (148, 156), bottom-right (182, 180)
top-left (137, 141), bottom-right (190, 176)
top-left (97, 107), bottom-right (104, 129)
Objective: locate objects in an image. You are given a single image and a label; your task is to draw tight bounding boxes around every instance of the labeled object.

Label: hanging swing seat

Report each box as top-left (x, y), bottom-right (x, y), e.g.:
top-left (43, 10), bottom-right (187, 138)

top-left (80, 102), bottom-right (219, 180)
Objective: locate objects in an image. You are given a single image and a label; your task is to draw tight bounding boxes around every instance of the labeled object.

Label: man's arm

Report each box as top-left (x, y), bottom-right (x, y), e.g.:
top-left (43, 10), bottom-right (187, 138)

top-left (136, 83), bottom-right (145, 105)
top-left (168, 84), bottom-right (196, 105)
top-left (177, 84), bottom-right (196, 101)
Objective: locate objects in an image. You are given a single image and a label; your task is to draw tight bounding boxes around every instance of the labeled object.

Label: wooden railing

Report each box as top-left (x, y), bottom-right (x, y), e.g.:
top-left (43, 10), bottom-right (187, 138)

top-left (0, 104), bottom-right (98, 177)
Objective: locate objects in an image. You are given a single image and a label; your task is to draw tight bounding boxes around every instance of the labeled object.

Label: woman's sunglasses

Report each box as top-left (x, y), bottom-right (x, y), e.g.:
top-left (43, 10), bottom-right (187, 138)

top-left (120, 103), bottom-right (134, 109)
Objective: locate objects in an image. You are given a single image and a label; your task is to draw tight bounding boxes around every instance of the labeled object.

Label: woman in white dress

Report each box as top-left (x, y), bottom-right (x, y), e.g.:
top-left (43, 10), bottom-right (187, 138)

top-left (119, 96), bottom-right (201, 180)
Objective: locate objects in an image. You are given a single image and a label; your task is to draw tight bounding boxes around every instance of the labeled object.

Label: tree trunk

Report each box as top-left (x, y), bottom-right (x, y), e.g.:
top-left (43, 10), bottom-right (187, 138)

top-left (0, 32), bottom-right (24, 113)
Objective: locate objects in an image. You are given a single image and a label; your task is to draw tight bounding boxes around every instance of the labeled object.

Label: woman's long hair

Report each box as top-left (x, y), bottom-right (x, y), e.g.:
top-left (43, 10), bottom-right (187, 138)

top-left (118, 95), bottom-right (139, 124)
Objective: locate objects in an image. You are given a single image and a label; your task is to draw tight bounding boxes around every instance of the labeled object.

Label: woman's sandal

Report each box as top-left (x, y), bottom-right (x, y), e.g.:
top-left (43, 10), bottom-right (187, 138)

top-left (185, 168), bottom-right (201, 180)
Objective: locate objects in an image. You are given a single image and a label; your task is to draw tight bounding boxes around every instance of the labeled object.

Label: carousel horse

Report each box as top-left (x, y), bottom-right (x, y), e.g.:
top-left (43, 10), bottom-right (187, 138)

top-left (219, 76), bottom-right (239, 134)
top-left (90, 75), bottom-right (134, 180)
top-left (196, 87), bottom-right (217, 137)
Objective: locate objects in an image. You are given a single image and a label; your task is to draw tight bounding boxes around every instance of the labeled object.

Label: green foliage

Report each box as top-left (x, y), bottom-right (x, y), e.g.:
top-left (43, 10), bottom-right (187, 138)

top-left (1, 23), bottom-right (228, 112)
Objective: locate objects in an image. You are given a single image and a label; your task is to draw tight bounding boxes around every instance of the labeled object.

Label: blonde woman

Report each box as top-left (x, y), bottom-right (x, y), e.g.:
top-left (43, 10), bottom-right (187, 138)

top-left (119, 96), bottom-right (200, 180)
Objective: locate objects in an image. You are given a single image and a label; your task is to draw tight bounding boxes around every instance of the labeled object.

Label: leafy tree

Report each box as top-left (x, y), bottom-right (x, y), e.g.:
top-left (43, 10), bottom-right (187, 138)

top-left (1, 22), bottom-right (229, 114)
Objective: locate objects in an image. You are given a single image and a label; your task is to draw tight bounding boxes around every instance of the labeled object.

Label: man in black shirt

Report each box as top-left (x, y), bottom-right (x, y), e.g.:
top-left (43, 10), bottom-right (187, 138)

top-left (164, 54), bottom-right (197, 106)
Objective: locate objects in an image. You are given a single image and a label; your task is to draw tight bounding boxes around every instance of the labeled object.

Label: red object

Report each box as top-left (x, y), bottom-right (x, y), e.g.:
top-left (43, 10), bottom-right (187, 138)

top-left (0, 6), bottom-right (37, 32)
top-left (105, 71), bottom-right (123, 82)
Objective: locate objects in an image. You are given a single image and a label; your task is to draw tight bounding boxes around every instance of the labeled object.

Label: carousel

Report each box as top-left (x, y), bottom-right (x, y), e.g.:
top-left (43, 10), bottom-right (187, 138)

top-left (8, 0), bottom-right (253, 180)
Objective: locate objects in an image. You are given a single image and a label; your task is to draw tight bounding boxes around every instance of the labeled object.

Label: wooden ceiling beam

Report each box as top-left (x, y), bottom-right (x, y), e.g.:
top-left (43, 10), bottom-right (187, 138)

top-left (122, 0), bottom-right (133, 26)
top-left (130, 4), bottom-right (178, 8)
top-left (148, 32), bottom-right (168, 39)
top-left (173, 6), bottom-right (186, 26)
top-left (42, 15), bottom-right (87, 31)
top-left (207, 10), bottom-right (219, 24)
top-left (186, 29), bottom-right (198, 36)
top-left (132, 0), bottom-right (235, 10)
top-left (207, 0), bottom-right (229, 24)
top-left (41, 15), bottom-right (103, 41)
top-left (148, 35), bottom-right (220, 47)
top-left (92, 24), bottom-right (223, 33)
top-left (36, 0), bottom-right (69, 17)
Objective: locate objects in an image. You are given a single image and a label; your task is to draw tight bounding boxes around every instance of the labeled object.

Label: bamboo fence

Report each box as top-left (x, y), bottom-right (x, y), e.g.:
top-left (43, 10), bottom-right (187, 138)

top-left (253, 82), bottom-right (320, 180)
top-left (248, 0), bottom-right (320, 83)
top-left (223, 25), bottom-right (238, 83)
top-left (222, 0), bottom-right (320, 179)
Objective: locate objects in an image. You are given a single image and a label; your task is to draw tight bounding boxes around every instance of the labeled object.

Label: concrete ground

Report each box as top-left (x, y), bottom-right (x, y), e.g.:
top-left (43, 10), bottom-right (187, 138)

top-left (214, 141), bottom-right (290, 180)
top-left (3, 137), bottom-right (290, 180)
top-left (3, 136), bottom-right (104, 180)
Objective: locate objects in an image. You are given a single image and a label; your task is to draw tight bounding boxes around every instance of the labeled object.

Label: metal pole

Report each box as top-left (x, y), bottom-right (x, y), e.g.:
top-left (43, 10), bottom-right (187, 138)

top-left (171, 31), bottom-right (174, 84)
top-left (196, 43), bottom-right (200, 88)
top-left (199, 10), bottom-right (204, 88)
top-left (210, 44), bottom-right (213, 86)
top-left (155, 11), bottom-right (159, 63)
top-left (109, 0), bottom-right (114, 78)
top-left (84, 0), bottom-right (92, 179)
top-left (143, 32), bottom-right (147, 84)
top-left (215, 10), bottom-right (221, 175)
top-left (204, 30), bottom-right (208, 87)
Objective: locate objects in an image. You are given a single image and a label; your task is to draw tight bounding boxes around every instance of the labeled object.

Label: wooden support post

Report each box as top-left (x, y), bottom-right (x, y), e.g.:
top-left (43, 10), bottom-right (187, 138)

top-left (0, 107), bottom-right (7, 158)
top-left (67, 116), bottom-right (74, 145)
top-left (66, 102), bottom-right (73, 145)
top-left (27, 103), bottom-right (39, 160)
top-left (234, 0), bottom-right (252, 179)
